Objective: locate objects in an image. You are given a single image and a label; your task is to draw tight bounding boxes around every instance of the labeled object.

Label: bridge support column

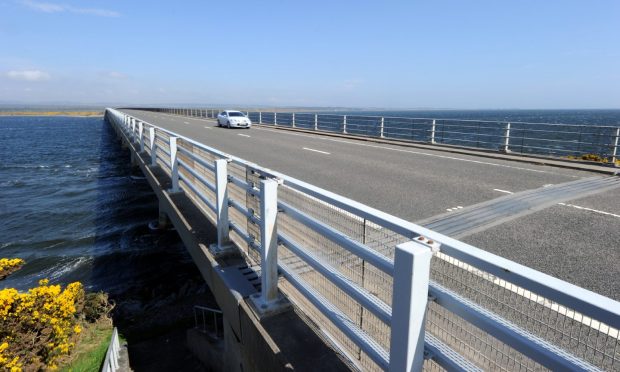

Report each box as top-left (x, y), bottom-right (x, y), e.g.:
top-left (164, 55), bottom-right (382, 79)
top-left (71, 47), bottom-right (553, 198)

top-left (157, 199), bottom-right (171, 229)
top-left (250, 178), bottom-right (290, 318)
top-left (389, 240), bottom-right (432, 372)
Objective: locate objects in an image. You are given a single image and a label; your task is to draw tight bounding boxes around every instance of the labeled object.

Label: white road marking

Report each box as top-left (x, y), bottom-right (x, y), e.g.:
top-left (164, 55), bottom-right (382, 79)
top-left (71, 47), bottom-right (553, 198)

top-left (184, 121), bottom-right (189, 124)
top-left (237, 134), bottom-right (251, 138)
top-left (446, 206), bottom-right (464, 212)
top-left (557, 203), bottom-right (620, 218)
top-left (204, 126), bottom-right (211, 129)
top-left (303, 147), bottom-right (330, 155)
top-left (254, 127), bottom-right (579, 177)
top-left (492, 189), bottom-right (619, 218)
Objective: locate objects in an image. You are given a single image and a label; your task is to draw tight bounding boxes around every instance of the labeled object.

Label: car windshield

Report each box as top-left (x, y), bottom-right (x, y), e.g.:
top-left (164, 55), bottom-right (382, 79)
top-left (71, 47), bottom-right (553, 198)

top-left (228, 112), bottom-right (245, 117)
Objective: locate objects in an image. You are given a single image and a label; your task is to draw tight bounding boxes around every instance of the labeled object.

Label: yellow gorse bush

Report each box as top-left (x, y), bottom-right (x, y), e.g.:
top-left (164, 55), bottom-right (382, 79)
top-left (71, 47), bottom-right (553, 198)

top-left (0, 279), bottom-right (85, 371)
top-left (0, 258), bottom-right (24, 275)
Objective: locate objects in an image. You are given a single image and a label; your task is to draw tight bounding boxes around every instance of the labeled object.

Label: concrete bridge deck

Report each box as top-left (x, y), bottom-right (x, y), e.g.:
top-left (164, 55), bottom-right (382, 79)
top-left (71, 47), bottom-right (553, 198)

top-left (122, 109), bottom-right (620, 301)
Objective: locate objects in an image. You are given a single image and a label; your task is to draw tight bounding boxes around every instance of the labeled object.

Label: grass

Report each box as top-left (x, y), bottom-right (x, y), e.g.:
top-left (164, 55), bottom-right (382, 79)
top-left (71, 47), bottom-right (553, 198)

top-left (59, 319), bottom-right (115, 372)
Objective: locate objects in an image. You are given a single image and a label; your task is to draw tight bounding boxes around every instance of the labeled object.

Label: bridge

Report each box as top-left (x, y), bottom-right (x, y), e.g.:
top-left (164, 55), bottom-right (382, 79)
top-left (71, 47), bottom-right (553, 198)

top-left (105, 108), bottom-right (620, 371)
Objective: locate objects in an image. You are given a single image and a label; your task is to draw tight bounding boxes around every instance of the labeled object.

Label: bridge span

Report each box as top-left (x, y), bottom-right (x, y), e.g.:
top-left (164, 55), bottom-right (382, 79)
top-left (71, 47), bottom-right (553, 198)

top-left (106, 108), bottom-right (620, 371)
top-left (123, 108), bottom-right (620, 300)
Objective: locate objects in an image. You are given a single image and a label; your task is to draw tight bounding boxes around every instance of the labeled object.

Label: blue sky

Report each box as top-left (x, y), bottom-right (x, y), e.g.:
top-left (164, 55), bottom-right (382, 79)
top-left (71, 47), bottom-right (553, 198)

top-left (0, 0), bottom-right (618, 108)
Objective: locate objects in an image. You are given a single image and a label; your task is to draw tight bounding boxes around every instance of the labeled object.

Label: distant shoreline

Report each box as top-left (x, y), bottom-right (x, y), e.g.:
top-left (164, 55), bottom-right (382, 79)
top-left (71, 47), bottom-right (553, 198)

top-left (0, 111), bottom-right (103, 117)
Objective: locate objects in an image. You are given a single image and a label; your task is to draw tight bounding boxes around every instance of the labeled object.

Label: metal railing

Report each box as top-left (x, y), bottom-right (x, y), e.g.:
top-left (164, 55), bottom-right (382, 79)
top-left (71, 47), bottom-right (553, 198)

top-left (108, 108), bottom-right (620, 371)
top-left (194, 305), bottom-right (223, 339)
top-left (101, 327), bottom-right (120, 372)
top-left (138, 107), bottom-right (620, 165)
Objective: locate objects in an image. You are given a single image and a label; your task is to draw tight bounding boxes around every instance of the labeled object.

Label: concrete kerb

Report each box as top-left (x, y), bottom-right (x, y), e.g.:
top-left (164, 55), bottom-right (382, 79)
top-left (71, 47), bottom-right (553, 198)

top-left (253, 123), bottom-right (620, 175)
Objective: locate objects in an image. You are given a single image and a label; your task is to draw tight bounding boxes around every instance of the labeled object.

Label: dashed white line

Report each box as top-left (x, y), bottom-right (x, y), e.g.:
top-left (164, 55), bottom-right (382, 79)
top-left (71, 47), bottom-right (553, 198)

top-left (493, 189), bottom-right (514, 194)
top-left (204, 126), bottom-right (211, 129)
top-left (184, 121), bottom-right (189, 124)
top-left (237, 133), bottom-right (251, 138)
top-left (254, 127), bottom-right (578, 177)
top-left (446, 206), bottom-right (464, 212)
top-left (303, 147), bottom-right (330, 155)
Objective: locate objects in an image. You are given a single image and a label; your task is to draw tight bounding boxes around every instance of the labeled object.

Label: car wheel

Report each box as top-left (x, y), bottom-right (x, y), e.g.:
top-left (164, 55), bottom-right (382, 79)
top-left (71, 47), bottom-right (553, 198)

top-left (227, 121), bottom-right (231, 128)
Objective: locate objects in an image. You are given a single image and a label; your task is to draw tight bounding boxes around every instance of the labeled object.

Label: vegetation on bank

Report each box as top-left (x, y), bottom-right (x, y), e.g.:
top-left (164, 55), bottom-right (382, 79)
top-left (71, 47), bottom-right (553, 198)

top-left (0, 259), bottom-right (24, 280)
top-left (0, 111), bottom-right (103, 117)
top-left (566, 153), bottom-right (620, 165)
top-left (0, 258), bottom-right (114, 371)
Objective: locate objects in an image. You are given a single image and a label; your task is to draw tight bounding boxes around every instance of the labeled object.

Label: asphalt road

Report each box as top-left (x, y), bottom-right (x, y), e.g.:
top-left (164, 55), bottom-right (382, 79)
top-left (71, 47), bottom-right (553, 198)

top-left (121, 109), bottom-right (620, 300)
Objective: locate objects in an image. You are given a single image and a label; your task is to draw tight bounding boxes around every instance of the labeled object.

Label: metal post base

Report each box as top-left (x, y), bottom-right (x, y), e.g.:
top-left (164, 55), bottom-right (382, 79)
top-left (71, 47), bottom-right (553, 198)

top-left (208, 243), bottom-right (237, 258)
top-left (249, 292), bottom-right (291, 319)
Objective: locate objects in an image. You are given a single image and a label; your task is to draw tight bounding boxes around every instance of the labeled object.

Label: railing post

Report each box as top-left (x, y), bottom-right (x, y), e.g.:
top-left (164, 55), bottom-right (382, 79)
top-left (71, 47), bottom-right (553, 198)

top-left (274, 112), bottom-right (277, 126)
top-left (343, 115), bottom-right (347, 134)
top-left (389, 240), bottom-right (432, 372)
top-left (314, 114), bottom-right (318, 130)
top-left (261, 178), bottom-right (278, 302)
top-left (149, 128), bottom-right (157, 166)
top-left (131, 118), bottom-right (136, 140)
top-left (169, 137), bottom-right (180, 193)
top-left (431, 119), bottom-right (436, 144)
top-left (380, 117), bottom-right (385, 138)
top-left (292, 113), bottom-right (296, 128)
top-left (250, 177), bottom-right (289, 317)
top-left (138, 121), bottom-right (144, 152)
top-left (259, 111), bottom-right (262, 124)
top-left (209, 159), bottom-right (233, 255)
top-left (612, 128), bottom-right (619, 166)
top-left (503, 122), bottom-right (511, 153)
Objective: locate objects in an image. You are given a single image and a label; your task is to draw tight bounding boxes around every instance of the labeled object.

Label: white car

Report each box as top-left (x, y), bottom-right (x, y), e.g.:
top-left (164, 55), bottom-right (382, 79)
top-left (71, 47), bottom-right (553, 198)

top-left (217, 110), bottom-right (252, 128)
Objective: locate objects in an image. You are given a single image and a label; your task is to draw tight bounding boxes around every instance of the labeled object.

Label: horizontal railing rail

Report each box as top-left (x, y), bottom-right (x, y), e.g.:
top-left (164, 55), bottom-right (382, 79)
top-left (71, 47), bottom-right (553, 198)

top-left (107, 108), bottom-right (620, 371)
top-left (101, 327), bottom-right (120, 372)
top-left (134, 107), bottom-right (620, 166)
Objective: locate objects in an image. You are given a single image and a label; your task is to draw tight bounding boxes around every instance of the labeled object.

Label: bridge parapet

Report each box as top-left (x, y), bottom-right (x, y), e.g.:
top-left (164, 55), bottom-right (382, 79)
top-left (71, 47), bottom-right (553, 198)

top-left (107, 108), bottom-right (620, 371)
top-left (134, 107), bottom-right (620, 166)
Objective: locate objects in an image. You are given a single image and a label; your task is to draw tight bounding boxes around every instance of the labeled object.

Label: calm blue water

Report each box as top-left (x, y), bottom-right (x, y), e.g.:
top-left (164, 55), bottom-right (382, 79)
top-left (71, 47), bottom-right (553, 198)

top-left (0, 116), bottom-right (199, 296)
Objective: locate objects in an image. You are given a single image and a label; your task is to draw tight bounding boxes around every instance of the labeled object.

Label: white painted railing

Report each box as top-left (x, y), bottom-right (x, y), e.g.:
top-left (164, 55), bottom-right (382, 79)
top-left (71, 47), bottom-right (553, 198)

top-left (101, 327), bottom-right (120, 372)
top-left (138, 107), bottom-right (620, 165)
top-left (107, 108), bottom-right (620, 371)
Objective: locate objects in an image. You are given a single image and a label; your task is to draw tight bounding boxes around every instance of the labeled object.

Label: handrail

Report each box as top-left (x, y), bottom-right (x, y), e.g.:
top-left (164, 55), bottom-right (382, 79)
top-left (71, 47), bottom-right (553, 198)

top-left (101, 327), bottom-right (120, 372)
top-left (106, 108), bottom-right (620, 371)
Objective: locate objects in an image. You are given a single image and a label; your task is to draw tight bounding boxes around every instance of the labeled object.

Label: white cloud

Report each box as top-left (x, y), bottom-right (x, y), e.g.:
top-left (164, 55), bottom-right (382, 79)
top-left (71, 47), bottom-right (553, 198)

top-left (21, 0), bottom-right (120, 17)
top-left (6, 69), bottom-right (51, 81)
